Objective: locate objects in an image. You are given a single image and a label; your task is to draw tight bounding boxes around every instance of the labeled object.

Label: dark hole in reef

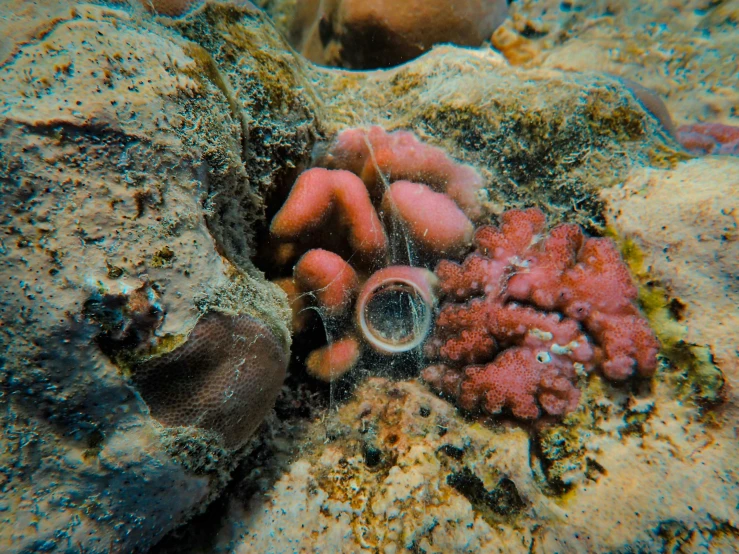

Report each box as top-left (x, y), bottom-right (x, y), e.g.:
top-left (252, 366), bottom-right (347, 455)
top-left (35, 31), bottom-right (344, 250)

top-left (585, 457), bottom-right (607, 481)
top-left (491, 477), bottom-right (526, 515)
top-left (520, 23), bottom-right (548, 39)
top-left (363, 443), bottom-right (383, 468)
top-left (668, 297), bottom-right (687, 320)
top-left (438, 444), bottom-right (465, 461)
top-left (387, 387), bottom-right (407, 400)
top-left (447, 468), bottom-right (525, 517)
top-left (284, 310), bottom-right (360, 401)
top-left (318, 15), bottom-right (333, 46)
top-left (82, 287), bottom-right (163, 359)
top-left (656, 520), bottom-right (693, 552)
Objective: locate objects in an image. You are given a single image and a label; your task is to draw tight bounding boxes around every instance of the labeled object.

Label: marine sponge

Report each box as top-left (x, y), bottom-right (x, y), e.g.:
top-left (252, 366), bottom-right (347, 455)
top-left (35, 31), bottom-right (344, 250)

top-left (132, 311), bottom-right (289, 448)
top-left (423, 208), bottom-right (660, 419)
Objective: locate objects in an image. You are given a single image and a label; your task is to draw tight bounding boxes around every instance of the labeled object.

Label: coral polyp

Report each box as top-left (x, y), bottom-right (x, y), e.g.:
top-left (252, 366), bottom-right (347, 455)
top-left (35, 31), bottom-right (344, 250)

top-left (356, 265), bottom-right (438, 355)
top-left (132, 311), bottom-right (289, 448)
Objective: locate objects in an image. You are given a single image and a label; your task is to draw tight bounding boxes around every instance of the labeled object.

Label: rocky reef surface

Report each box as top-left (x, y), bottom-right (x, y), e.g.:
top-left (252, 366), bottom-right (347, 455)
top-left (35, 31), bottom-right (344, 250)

top-left (0, 1), bottom-right (736, 553)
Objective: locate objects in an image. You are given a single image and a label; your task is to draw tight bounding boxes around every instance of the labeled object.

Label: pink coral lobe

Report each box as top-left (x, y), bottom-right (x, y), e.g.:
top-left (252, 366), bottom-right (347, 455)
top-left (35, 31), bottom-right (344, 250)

top-left (269, 126), bottom-right (490, 382)
top-left (294, 249), bottom-right (359, 316)
top-left (677, 122), bottom-right (739, 156)
top-left (381, 180), bottom-right (474, 256)
top-left (326, 126), bottom-right (485, 219)
top-left (423, 208), bottom-right (660, 420)
top-left (306, 335), bottom-right (362, 381)
top-left (506, 224), bottom-right (584, 309)
top-left (474, 207), bottom-right (546, 259)
top-left (270, 167), bottom-right (387, 259)
top-left (435, 255), bottom-right (500, 300)
top-left (561, 238), bottom-right (639, 319)
top-left (461, 347), bottom-right (580, 419)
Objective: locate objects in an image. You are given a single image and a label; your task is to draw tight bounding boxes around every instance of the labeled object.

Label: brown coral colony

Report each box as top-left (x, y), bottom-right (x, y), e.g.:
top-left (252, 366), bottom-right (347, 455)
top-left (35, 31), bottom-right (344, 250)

top-left (132, 312), bottom-right (289, 448)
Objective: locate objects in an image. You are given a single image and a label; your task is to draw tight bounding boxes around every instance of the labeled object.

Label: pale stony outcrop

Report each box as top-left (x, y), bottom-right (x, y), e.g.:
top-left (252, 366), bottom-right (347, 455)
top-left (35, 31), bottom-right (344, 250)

top-left (0, 3), bottom-right (299, 552)
top-left (603, 156), bottom-right (739, 403)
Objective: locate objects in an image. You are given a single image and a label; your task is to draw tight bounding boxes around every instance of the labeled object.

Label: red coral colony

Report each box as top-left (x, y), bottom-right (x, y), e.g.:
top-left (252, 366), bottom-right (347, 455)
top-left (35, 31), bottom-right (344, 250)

top-left (269, 127), bottom-right (660, 420)
top-left (423, 208), bottom-right (660, 419)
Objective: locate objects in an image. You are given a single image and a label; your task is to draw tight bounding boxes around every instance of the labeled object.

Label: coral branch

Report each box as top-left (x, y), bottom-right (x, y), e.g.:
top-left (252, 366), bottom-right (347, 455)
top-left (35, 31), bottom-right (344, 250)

top-left (294, 249), bottom-right (359, 316)
top-left (269, 126), bottom-right (486, 382)
top-left (306, 335), bottom-right (361, 382)
top-left (381, 180), bottom-right (474, 256)
top-left (270, 168), bottom-right (387, 260)
top-left (678, 122), bottom-right (739, 156)
top-left (325, 126), bottom-right (485, 219)
top-left (424, 208), bottom-right (660, 419)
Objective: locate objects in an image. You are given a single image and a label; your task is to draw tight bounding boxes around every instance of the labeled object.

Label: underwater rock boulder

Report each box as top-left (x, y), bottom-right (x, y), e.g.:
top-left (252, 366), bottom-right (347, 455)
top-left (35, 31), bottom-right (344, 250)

top-left (202, 373), bottom-right (739, 553)
top-left (232, 378), bottom-right (541, 553)
top-left (0, 2), bottom-right (302, 552)
top-left (602, 156), bottom-right (737, 407)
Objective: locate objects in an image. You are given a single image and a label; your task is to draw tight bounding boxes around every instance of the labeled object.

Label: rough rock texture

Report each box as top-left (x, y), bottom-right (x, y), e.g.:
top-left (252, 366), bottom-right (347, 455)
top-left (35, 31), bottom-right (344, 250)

top-left (0, 3), bottom-right (297, 552)
top-left (0, 0), bottom-right (78, 65)
top-left (140, 0), bottom-right (202, 17)
top-left (260, 0), bottom-right (738, 128)
top-left (309, 45), bottom-right (682, 234)
top-left (275, 0), bottom-right (509, 69)
top-left (602, 157), bottom-right (739, 406)
top-left (171, 377), bottom-right (739, 553)
top-left (495, 0), bottom-right (739, 128)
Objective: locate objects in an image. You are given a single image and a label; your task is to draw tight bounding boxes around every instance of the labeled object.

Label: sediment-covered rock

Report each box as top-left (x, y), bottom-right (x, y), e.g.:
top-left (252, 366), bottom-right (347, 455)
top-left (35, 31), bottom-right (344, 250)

top-left (0, 3), bottom-right (300, 552)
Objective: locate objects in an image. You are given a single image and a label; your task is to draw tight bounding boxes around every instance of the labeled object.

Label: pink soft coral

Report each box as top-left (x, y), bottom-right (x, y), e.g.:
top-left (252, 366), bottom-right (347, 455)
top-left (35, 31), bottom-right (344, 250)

top-left (677, 122), bottom-right (739, 156)
top-left (423, 208), bottom-right (660, 419)
top-left (271, 127), bottom-right (484, 381)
